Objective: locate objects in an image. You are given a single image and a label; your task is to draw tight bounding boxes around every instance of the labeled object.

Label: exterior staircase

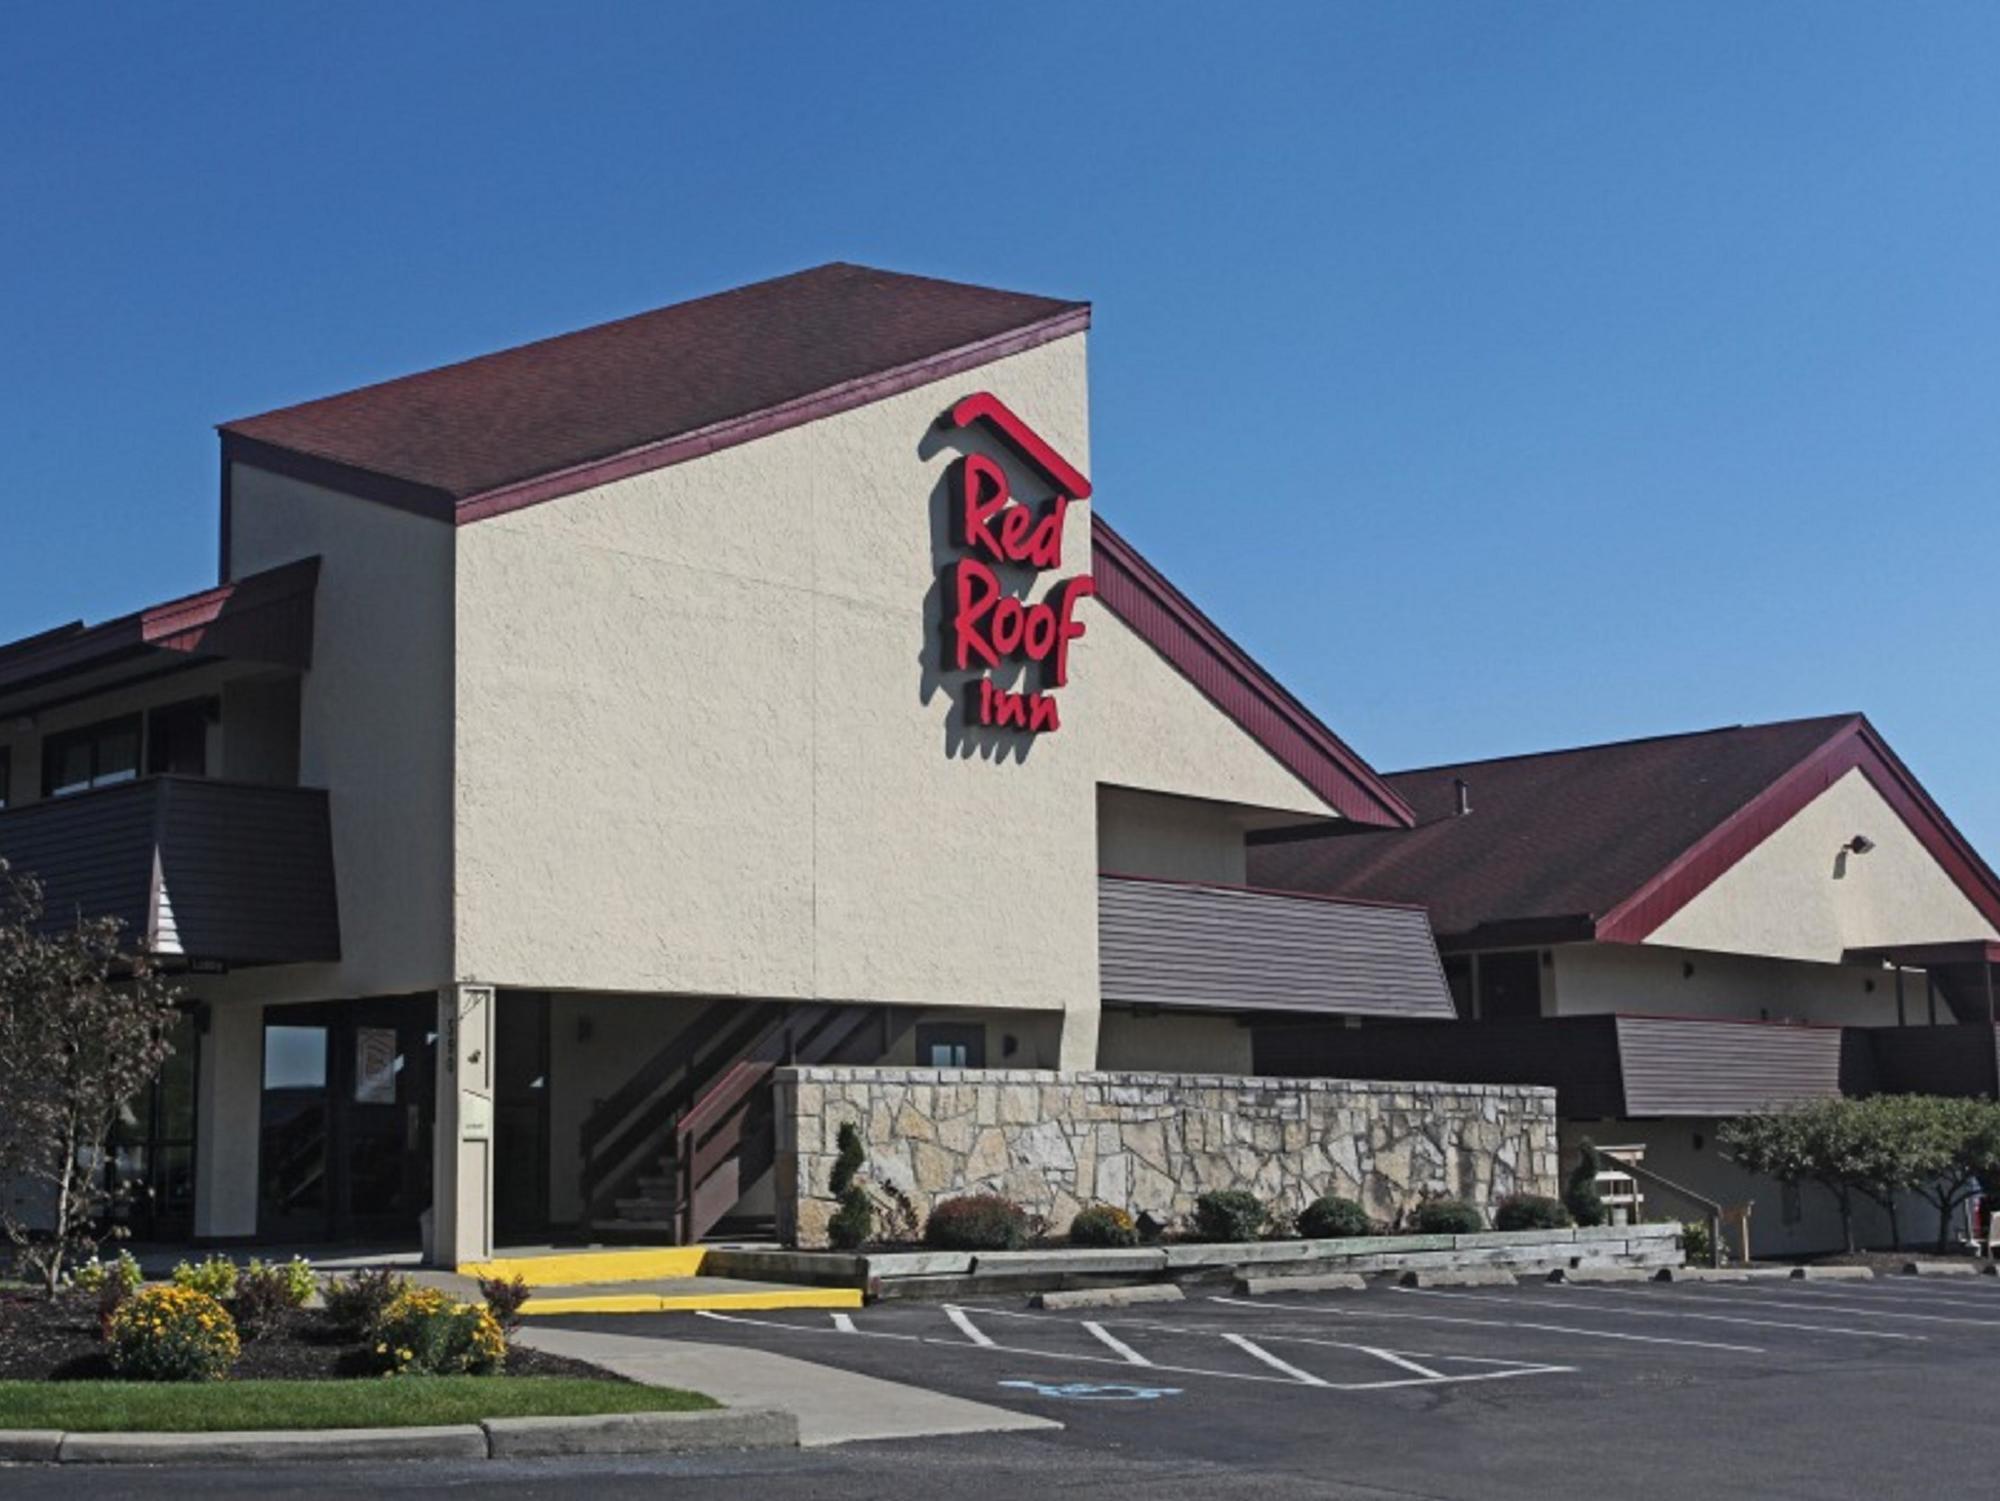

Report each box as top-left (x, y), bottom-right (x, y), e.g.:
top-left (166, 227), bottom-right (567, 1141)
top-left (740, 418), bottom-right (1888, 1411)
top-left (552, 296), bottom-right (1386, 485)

top-left (579, 1000), bottom-right (909, 1243)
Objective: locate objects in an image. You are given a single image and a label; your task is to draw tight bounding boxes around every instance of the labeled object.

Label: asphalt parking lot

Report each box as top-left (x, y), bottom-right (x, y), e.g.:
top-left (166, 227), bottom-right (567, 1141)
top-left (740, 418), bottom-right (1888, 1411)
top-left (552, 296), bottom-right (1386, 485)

top-left (11, 1276), bottom-right (2000, 1499)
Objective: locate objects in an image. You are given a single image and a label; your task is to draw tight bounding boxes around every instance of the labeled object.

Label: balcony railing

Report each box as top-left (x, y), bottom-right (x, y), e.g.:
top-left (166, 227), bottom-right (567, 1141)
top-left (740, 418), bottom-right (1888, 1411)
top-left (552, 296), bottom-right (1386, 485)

top-left (0, 776), bottom-right (339, 966)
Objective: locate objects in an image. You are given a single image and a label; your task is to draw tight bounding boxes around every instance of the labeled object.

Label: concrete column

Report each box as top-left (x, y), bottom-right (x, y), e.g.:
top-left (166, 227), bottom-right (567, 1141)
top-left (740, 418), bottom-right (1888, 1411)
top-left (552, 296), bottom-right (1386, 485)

top-left (430, 984), bottom-right (495, 1266)
top-left (1058, 1003), bottom-right (1101, 1072)
top-left (193, 999), bottom-right (263, 1238)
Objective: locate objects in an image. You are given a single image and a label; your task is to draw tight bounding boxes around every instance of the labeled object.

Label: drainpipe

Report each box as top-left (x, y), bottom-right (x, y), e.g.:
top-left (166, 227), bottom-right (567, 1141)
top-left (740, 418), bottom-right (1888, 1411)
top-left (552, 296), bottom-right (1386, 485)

top-left (1894, 966), bottom-right (1906, 1028)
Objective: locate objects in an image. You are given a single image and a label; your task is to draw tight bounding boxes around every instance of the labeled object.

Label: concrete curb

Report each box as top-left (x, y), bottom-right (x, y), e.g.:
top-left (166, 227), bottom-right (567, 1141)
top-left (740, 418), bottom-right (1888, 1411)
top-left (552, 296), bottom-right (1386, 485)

top-left (0, 1430), bottom-right (64, 1462)
top-left (482, 1407), bottom-right (798, 1458)
top-left (1031, 1284), bottom-right (1185, 1311)
top-left (57, 1425), bottom-right (491, 1466)
top-left (1399, 1268), bottom-right (1519, 1288)
top-left (1233, 1272), bottom-right (1366, 1297)
top-left (25, 1407), bottom-right (800, 1466)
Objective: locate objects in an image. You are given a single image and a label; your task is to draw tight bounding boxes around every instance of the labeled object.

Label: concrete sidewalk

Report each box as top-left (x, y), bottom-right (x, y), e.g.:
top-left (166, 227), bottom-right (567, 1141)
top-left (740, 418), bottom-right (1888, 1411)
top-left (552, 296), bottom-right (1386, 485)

top-left (518, 1326), bottom-right (1062, 1448)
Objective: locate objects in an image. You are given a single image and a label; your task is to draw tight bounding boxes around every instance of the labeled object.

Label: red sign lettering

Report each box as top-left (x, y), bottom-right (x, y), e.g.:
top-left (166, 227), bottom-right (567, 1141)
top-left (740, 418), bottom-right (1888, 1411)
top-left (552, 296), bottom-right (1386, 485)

top-left (937, 394), bottom-right (1093, 734)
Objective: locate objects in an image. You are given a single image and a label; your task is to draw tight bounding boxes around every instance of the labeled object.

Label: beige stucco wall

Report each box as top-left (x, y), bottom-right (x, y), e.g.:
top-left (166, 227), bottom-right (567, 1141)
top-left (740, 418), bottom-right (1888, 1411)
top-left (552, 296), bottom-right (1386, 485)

top-left (1553, 942), bottom-right (1921, 1028)
top-left (451, 332), bottom-right (1336, 1067)
top-left (192, 997), bottom-right (263, 1237)
top-left (1097, 787), bottom-right (1250, 884)
top-left (219, 465), bottom-right (457, 1003)
top-left (1646, 767), bottom-right (1999, 964)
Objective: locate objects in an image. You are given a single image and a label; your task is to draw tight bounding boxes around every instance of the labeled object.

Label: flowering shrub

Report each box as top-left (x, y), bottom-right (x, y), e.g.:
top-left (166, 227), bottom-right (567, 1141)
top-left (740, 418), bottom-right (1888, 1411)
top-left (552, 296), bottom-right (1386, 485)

top-left (68, 1249), bottom-right (144, 1298)
top-left (170, 1254), bottom-right (237, 1300)
top-left (253, 1256), bottom-right (317, 1307)
top-left (107, 1285), bottom-right (240, 1382)
top-left (372, 1286), bottom-right (506, 1375)
top-left (1068, 1204), bottom-right (1139, 1248)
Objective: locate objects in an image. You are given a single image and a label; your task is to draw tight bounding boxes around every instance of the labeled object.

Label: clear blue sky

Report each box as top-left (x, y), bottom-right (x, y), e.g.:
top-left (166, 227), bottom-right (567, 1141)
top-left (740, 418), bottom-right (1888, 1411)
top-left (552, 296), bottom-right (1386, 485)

top-left (5, 4), bottom-right (1996, 856)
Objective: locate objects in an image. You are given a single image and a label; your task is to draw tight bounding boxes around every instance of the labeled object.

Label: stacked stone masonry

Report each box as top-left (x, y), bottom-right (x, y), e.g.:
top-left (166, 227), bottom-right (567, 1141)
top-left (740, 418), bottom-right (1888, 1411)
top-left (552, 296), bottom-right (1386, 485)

top-left (775, 1068), bottom-right (1559, 1249)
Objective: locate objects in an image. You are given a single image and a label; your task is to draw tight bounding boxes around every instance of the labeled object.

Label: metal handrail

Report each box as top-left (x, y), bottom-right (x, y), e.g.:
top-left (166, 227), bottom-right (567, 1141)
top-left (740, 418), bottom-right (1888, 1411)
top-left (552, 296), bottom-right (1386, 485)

top-left (1597, 1149), bottom-right (1724, 1268)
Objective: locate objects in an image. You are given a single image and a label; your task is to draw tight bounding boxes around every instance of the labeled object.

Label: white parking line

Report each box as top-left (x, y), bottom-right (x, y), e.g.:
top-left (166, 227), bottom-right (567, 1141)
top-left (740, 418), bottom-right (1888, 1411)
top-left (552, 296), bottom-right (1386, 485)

top-left (1222, 1332), bottom-right (1333, 1387)
top-left (694, 1306), bottom-right (1577, 1393)
top-left (1728, 1281), bottom-right (2000, 1312)
top-left (947, 1305), bottom-right (997, 1347)
top-left (1562, 1283), bottom-right (2000, 1330)
top-left (1207, 1295), bottom-right (1767, 1355)
top-left (1402, 1287), bottom-right (1928, 1342)
top-left (1083, 1320), bottom-right (1154, 1366)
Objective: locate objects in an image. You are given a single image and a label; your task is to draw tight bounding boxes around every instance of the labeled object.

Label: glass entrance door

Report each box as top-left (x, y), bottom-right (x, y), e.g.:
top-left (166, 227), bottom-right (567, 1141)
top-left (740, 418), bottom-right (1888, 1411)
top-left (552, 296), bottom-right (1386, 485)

top-left (260, 1023), bottom-right (331, 1238)
top-left (259, 999), bottom-right (435, 1243)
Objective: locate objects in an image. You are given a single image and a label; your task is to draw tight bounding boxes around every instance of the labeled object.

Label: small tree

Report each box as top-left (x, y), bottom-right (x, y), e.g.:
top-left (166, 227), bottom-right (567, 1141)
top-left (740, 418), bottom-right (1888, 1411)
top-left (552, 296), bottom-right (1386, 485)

top-left (1879, 1094), bottom-right (2000, 1252)
top-left (0, 859), bottom-right (181, 1294)
top-left (825, 1122), bottom-right (874, 1251)
top-left (1722, 1102), bottom-right (1856, 1250)
top-left (1564, 1140), bottom-right (1607, 1227)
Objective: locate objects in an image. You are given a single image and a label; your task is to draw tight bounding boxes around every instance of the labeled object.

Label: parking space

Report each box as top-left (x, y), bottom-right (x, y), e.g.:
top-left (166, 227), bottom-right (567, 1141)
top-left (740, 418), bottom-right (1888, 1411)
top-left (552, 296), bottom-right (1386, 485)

top-left (546, 1275), bottom-right (2000, 1498)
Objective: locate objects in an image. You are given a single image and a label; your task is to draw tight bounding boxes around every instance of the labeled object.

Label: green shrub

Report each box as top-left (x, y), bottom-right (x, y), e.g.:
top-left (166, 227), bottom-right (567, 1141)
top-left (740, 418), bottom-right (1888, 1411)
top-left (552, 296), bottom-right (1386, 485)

top-left (1193, 1189), bottom-right (1269, 1243)
top-left (1681, 1218), bottom-right (1715, 1264)
top-left (826, 1122), bottom-right (875, 1250)
top-left (1565, 1142), bottom-right (1607, 1228)
top-left (1410, 1197), bottom-right (1484, 1234)
top-left (68, 1250), bottom-right (144, 1297)
top-left (1494, 1194), bottom-right (1571, 1232)
top-left (321, 1267), bottom-right (409, 1337)
top-left (373, 1286), bottom-right (506, 1376)
top-left (1069, 1204), bottom-right (1139, 1248)
top-left (924, 1194), bottom-right (1028, 1251)
top-left (170, 1254), bottom-right (237, 1301)
top-left (107, 1285), bottom-right (240, 1381)
top-left (477, 1273), bottom-right (533, 1335)
top-left (1298, 1195), bottom-right (1373, 1240)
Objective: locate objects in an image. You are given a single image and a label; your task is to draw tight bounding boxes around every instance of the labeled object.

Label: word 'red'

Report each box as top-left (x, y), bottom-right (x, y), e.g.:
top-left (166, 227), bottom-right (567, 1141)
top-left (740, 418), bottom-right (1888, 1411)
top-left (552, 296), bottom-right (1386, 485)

top-left (939, 393), bottom-right (1095, 734)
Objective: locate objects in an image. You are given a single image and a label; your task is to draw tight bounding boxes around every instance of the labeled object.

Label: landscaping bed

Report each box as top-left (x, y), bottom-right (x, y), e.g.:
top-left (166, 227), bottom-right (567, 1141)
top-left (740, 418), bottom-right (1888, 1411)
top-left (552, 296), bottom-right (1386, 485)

top-left (0, 1290), bottom-right (608, 1384)
top-left (0, 1375), bottom-right (714, 1432)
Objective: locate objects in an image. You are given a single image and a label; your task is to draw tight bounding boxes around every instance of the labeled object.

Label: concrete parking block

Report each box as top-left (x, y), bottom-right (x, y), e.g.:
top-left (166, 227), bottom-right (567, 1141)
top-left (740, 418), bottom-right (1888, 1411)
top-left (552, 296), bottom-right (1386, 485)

top-left (1399, 1268), bottom-right (1520, 1288)
top-left (1031, 1284), bottom-right (1185, 1310)
top-left (1899, 1261), bottom-right (1979, 1276)
top-left (0, 1430), bottom-right (63, 1463)
top-left (1792, 1266), bottom-right (1875, 1281)
top-left (58, 1425), bottom-right (490, 1465)
top-left (1656, 1267), bottom-right (1751, 1282)
top-left (481, 1407), bottom-right (798, 1457)
top-left (1233, 1272), bottom-right (1367, 1296)
top-left (1548, 1267), bottom-right (1655, 1284)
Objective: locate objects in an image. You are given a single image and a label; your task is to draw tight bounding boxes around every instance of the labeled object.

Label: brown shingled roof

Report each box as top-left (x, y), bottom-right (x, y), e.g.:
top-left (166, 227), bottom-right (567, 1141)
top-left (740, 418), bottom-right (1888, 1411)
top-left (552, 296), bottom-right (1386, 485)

top-left (221, 262), bottom-right (1088, 518)
top-left (1247, 714), bottom-right (2000, 944)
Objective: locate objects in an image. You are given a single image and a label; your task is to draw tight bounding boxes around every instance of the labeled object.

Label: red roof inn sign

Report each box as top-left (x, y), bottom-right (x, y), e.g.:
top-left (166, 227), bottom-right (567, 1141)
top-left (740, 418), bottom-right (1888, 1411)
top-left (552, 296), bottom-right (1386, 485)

top-left (940, 393), bottom-right (1094, 734)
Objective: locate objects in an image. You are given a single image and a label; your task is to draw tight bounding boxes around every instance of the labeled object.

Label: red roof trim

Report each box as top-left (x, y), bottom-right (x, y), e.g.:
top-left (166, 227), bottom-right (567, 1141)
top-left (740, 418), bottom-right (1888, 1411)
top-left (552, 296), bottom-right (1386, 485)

top-left (1089, 516), bottom-right (1415, 830)
top-left (1596, 715), bottom-right (2000, 943)
top-left (452, 307), bottom-right (1089, 525)
top-left (0, 557), bottom-right (320, 699)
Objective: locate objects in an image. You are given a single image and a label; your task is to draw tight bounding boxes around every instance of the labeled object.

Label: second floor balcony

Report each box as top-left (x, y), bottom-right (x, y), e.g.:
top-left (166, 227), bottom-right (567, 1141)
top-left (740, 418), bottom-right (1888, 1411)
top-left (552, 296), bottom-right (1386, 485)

top-left (0, 775), bottom-right (340, 968)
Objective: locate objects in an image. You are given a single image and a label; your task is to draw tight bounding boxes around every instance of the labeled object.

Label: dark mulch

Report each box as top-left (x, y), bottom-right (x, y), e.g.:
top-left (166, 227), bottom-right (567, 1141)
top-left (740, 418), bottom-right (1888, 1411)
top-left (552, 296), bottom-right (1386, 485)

top-left (0, 1291), bottom-right (617, 1383)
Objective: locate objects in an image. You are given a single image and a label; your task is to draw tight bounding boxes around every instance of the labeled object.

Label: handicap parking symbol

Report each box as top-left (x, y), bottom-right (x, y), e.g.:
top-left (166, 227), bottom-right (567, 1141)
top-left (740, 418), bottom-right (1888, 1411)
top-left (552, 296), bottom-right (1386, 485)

top-left (1000, 1379), bottom-right (1183, 1402)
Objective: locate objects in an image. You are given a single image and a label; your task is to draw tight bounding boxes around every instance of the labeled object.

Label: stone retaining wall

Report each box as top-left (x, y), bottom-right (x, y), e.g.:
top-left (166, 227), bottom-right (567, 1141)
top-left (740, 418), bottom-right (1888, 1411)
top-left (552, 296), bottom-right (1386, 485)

top-left (773, 1067), bottom-right (1558, 1249)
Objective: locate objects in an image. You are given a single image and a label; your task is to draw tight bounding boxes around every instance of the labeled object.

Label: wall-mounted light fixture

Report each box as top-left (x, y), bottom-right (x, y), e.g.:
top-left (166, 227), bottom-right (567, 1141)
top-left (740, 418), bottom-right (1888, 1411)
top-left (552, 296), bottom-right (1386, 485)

top-left (1844, 834), bottom-right (1876, 856)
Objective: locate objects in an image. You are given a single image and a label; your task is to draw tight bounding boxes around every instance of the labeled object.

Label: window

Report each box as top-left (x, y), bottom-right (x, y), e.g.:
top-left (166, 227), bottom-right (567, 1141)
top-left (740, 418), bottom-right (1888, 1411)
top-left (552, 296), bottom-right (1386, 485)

top-left (146, 698), bottom-right (214, 778)
top-left (1476, 950), bottom-right (1543, 1022)
top-left (914, 1023), bottom-right (986, 1069)
top-left (42, 715), bottom-right (141, 798)
top-left (0, 744), bottom-right (10, 809)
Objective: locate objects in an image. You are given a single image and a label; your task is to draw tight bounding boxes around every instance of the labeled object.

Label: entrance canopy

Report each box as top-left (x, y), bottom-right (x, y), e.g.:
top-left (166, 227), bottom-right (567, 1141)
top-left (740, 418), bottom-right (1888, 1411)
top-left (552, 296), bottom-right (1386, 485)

top-left (1846, 940), bottom-right (2000, 1026)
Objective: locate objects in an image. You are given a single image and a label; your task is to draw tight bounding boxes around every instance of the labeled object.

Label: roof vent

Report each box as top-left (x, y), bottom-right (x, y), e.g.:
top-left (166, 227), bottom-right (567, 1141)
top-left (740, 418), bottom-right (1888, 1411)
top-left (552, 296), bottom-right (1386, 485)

top-left (1453, 778), bottom-right (1472, 817)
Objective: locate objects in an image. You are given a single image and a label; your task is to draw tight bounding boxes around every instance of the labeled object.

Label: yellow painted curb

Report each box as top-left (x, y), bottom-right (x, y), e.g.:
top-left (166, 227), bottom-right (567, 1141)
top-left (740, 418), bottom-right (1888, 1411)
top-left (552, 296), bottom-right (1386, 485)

top-left (521, 1287), bottom-right (864, 1316)
top-left (458, 1248), bottom-right (709, 1286)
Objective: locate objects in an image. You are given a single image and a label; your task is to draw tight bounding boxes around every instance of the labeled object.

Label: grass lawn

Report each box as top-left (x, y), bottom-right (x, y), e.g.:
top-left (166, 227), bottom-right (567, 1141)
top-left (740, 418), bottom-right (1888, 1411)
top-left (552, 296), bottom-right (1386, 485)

top-left (0, 1377), bottom-right (719, 1432)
